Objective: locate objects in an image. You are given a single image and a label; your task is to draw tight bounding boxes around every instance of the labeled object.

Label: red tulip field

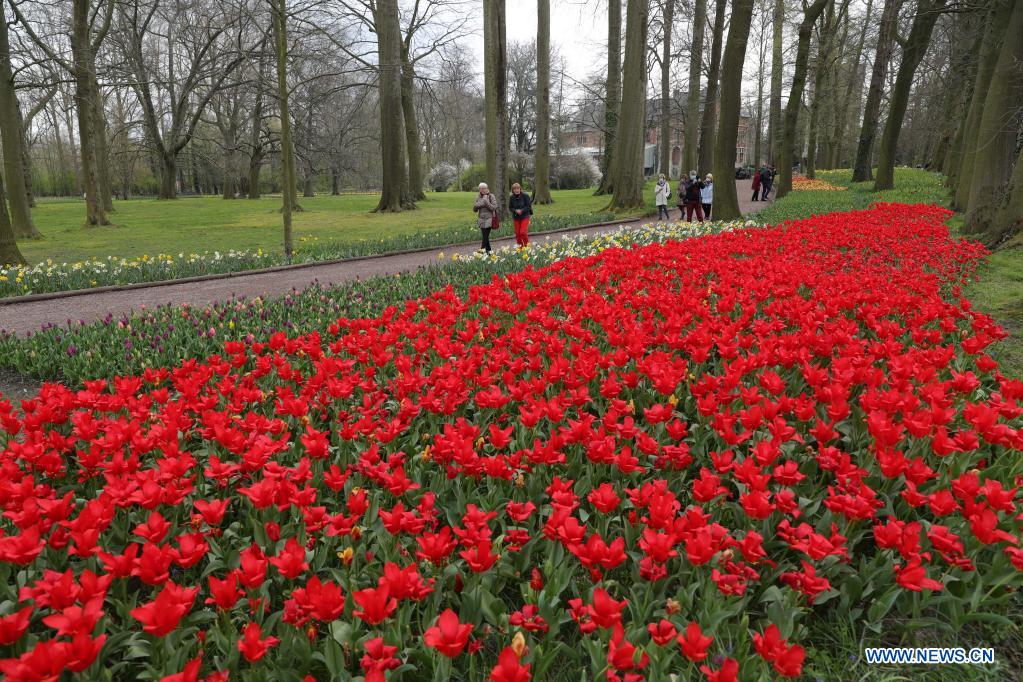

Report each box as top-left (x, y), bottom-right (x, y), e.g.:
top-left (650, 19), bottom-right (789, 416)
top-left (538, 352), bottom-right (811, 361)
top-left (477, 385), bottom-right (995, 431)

top-left (1, 203), bottom-right (1021, 681)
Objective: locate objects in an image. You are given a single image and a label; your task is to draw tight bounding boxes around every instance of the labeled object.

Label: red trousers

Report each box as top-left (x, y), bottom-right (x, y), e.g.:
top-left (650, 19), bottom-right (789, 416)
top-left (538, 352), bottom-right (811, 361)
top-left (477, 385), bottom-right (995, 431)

top-left (685, 200), bottom-right (704, 222)
top-left (514, 217), bottom-right (530, 246)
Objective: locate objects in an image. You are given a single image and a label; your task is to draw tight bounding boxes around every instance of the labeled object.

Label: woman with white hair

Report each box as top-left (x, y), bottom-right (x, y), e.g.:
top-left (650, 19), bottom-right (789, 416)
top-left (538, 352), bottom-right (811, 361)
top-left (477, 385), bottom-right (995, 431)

top-left (473, 182), bottom-right (499, 253)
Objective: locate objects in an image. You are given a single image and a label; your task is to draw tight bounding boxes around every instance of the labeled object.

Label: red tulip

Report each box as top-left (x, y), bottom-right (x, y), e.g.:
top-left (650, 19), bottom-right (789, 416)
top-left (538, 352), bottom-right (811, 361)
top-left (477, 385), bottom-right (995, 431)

top-left (423, 609), bottom-right (472, 658)
top-left (130, 582), bottom-right (198, 637)
top-left (237, 622), bottom-right (280, 662)
top-left (678, 622), bottom-right (714, 662)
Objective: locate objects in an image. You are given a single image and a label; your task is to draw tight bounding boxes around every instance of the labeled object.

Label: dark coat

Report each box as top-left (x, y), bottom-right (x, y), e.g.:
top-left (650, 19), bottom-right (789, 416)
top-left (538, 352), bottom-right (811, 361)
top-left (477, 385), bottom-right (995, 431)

top-left (509, 192), bottom-right (533, 218)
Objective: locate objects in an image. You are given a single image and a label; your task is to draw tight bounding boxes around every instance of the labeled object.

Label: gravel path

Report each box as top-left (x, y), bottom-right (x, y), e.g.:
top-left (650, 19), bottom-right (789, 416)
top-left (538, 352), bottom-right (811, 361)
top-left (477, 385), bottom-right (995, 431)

top-left (0, 181), bottom-right (770, 340)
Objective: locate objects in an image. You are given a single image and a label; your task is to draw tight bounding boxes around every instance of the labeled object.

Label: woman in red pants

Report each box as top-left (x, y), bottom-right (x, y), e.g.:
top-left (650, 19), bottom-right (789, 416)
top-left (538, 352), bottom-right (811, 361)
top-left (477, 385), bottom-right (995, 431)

top-left (509, 183), bottom-right (533, 247)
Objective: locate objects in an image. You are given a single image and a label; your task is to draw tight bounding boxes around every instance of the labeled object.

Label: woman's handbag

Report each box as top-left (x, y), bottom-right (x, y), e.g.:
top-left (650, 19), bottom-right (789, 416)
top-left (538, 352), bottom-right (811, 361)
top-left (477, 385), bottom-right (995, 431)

top-left (491, 214), bottom-right (500, 230)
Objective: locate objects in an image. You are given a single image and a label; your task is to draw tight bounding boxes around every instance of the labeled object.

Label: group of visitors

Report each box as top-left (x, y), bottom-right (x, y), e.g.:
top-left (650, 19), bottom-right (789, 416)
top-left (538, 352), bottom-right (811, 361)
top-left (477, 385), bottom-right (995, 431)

top-left (655, 171), bottom-right (715, 223)
top-left (473, 182), bottom-right (533, 253)
top-left (751, 165), bottom-right (776, 202)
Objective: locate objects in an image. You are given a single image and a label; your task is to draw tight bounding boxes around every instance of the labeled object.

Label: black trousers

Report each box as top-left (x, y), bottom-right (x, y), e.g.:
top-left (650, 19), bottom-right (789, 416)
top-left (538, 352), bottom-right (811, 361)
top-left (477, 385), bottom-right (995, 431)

top-left (702, 203), bottom-right (712, 220)
top-left (752, 188), bottom-right (760, 201)
top-left (480, 227), bottom-right (492, 252)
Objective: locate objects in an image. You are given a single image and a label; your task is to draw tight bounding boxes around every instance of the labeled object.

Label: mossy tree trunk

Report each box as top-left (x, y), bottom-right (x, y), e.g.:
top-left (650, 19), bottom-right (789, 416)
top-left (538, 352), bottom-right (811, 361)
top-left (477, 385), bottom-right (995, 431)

top-left (609, 0), bottom-right (649, 211)
top-left (484, 0), bottom-right (508, 213)
top-left (374, 0), bottom-right (414, 212)
top-left (400, 50), bottom-right (426, 202)
top-left (986, 144), bottom-right (1023, 247)
top-left (534, 0), bottom-right (553, 203)
top-left (273, 0), bottom-right (297, 256)
top-left (658, 0), bottom-right (675, 177)
top-left (0, 173), bottom-right (26, 265)
top-left (697, 0), bottom-right (726, 175)
top-left (873, 0), bottom-right (947, 191)
top-left (777, 0), bottom-right (829, 199)
top-left (0, 7), bottom-right (40, 240)
top-left (684, 0), bottom-right (706, 175)
top-left (711, 0), bottom-right (756, 220)
top-left (963, 0), bottom-right (1022, 236)
top-left (596, 0), bottom-right (622, 195)
top-left (850, 0), bottom-right (902, 182)
top-left (768, 0), bottom-right (783, 165)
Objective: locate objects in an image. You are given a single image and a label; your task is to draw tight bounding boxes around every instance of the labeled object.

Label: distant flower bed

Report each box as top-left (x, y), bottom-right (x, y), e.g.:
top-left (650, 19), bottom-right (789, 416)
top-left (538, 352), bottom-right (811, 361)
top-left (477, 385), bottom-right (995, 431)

top-left (0, 212), bottom-right (615, 299)
top-left (791, 176), bottom-right (845, 191)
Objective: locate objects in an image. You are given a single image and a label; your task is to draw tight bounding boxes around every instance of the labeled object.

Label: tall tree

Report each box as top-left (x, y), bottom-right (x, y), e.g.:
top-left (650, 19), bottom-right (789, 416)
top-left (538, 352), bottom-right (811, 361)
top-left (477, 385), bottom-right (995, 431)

top-left (609, 0), bottom-right (648, 210)
top-left (752, 1), bottom-right (770, 167)
top-left (712, 0), bottom-right (755, 219)
top-left (987, 144), bottom-right (1023, 246)
top-left (850, 0), bottom-right (902, 182)
top-left (697, 0), bottom-right (726, 178)
top-left (484, 0), bottom-right (508, 213)
top-left (829, 0), bottom-right (872, 168)
top-left (596, 0), bottom-right (622, 194)
top-left (768, 0), bottom-right (783, 164)
top-left (873, 0), bottom-right (948, 191)
top-left (657, 0), bottom-right (676, 177)
top-left (534, 0), bottom-right (553, 202)
top-left (951, 0), bottom-right (1009, 210)
top-left (776, 0), bottom-right (829, 198)
top-left (0, 3), bottom-right (40, 239)
top-left (13, 0), bottom-right (114, 225)
top-left (272, 0), bottom-right (297, 255)
top-left (375, 0), bottom-right (414, 211)
top-left (0, 173), bottom-right (26, 265)
top-left (962, 0), bottom-right (1022, 236)
top-left (684, 0), bottom-right (706, 174)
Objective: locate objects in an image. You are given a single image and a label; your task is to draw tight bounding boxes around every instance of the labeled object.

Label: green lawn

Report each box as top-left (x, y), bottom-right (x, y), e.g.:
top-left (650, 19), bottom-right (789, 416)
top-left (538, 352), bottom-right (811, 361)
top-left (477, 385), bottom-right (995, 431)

top-left (20, 189), bottom-right (624, 265)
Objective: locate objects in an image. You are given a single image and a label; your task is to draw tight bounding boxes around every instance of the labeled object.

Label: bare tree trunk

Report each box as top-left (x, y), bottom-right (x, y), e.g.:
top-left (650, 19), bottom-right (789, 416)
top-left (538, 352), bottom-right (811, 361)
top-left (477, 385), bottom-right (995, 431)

top-left (16, 103), bottom-right (36, 208)
top-left (777, 0), bottom-right (829, 198)
top-left (697, 0), bottom-right (726, 178)
top-left (0, 9), bottom-right (41, 239)
top-left (534, 0), bottom-right (553, 202)
top-left (400, 52), bottom-right (426, 201)
top-left (952, 0), bottom-right (1009, 209)
top-left (0, 173), bottom-right (26, 265)
top-left (331, 167), bottom-right (340, 195)
top-left (273, 0), bottom-right (296, 256)
top-left (806, 1), bottom-right (836, 179)
top-left (374, 0), bottom-right (413, 211)
top-left (684, 0), bottom-right (706, 174)
top-left (248, 91), bottom-right (264, 199)
top-left (609, 0), bottom-right (649, 210)
top-left (711, 0), bottom-right (755, 220)
top-left (596, 0), bottom-right (622, 195)
top-left (851, 0), bottom-right (902, 182)
top-left (768, 0), bottom-right (784, 164)
top-left (874, 0), bottom-right (947, 191)
top-left (484, 0), bottom-right (508, 213)
top-left (963, 0), bottom-right (1022, 236)
top-left (658, 0), bottom-right (675, 177)
top-left (89, 63), bottom-right (113, 212)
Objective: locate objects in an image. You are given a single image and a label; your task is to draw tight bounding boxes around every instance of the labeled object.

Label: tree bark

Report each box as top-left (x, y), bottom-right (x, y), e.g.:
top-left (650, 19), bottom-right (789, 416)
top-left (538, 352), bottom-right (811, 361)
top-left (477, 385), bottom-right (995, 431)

top-left (684, 0), bottom-right (706, 174)
top-left (375, 0), bottom-right (414, 211)
top-left (596, 0), bottom-right (622, 195)
top-left (0, 173), bottom-right (26, 265)
top-left (609, 0), bottom-right (649, 210)
top-left (273, 0), bottom-right (296, 256)
top-left (711, 0), bottom-right (755, 219)
top-left (697, 0), bottom-right (726, 178)
top-left (658, 0), bottom-right (675, 177)
top-left (768, 0), bottom-right (784, 165)
top-left (89, 62), bottom-right (113, 212)
top-left (777, 0), bottom-right (829, 198)
top-left (986, 144), bottom-right (1023, 247)
top-left (873, 0), bottom-right (948, 191)
top-left (534, 0), bottom-right (553, 202)
top-left (806, 0), bottom-right (837, 179)
top-left (851, 0), bottom-right (902, 182)
top-left (400, 51), bottom-right (426, 201)
top-left (248, 90), bottom-right (264, 199)
top-left (160, 152), bottom-right (178, 200)
top-left (0, 8), bottom-right (41, 239)
top-left (484, 0), bottom-right (509, 214)
top-left (963, 0), bottom-right (1022, 235)
top-left (952, 0), bottom-right (1009, 210)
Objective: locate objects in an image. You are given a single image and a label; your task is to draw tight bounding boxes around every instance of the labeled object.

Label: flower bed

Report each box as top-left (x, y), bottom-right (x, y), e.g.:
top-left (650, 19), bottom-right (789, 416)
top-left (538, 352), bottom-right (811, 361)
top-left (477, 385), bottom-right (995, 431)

top-left (791, 176), bottom-right (844, 191)
top-left (0, 212), bottom-right (614, 299)
top-left (1, 204), bottom-right (1021, 681)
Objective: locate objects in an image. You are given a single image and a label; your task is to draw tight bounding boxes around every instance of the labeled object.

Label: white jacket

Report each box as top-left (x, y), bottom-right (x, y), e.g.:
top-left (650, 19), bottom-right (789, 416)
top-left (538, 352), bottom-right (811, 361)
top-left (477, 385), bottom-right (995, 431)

top-left (702, 182), bottom-right (714, 204)
top-left (654, 181), bottom-right (670, 205)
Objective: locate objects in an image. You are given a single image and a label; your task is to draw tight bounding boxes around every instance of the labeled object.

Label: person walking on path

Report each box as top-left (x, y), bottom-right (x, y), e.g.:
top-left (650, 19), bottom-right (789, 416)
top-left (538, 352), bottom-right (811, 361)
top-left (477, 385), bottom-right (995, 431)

top-left (759, 166), bottom-right (774, 202)
top-left (751, 168), bottom-right (761, 201)
top-left (654, 174), bottom-right (672, 222)
top-left (684, 171), bottom-right (705, 222)
top-left (701, 174), bottom-right (714, 220)
top-left (509, 183), bottom-right (533, 248)
top-left (473, 183), bottom-right (499, 253)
